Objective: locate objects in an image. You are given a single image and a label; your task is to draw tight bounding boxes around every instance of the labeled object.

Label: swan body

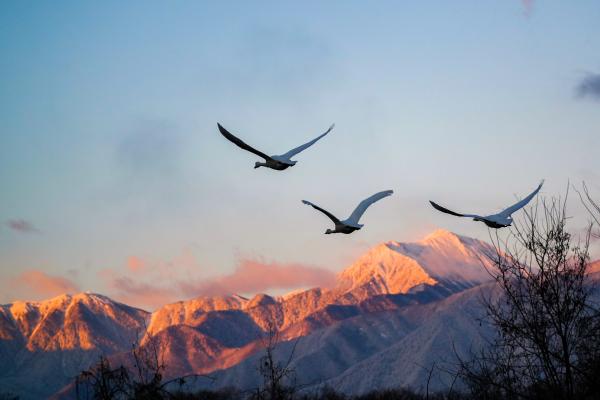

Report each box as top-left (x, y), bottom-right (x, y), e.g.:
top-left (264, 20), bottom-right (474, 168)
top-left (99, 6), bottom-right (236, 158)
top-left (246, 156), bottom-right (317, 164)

top-left (218, 123), bottom-right (334, 171)
top-left (430, 181), bottom-right (544, 228)
top-left (302, 190), bottom-right (394, 234)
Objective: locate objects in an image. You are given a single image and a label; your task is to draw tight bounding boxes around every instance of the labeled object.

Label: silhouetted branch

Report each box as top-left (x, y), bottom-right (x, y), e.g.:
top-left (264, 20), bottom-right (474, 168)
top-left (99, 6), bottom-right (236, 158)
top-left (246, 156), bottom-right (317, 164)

top-left (458, 193), bottom-right (600, 400)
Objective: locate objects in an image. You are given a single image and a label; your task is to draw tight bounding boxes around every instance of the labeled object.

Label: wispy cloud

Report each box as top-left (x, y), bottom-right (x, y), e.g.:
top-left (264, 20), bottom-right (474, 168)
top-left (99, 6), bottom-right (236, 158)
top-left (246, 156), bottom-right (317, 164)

top-left (127, 256), bottom-right (146, 272)
top-left (210, 24), bottom-right (339, 100)
top-left (102, 255), bottom-right (335, 310)
top-left (6, 219), bottom-right (40, 234)
top-left (116, 120), bottom-right (182, 178)
top-left (521, 0), bottom-right (534, 17)
top-left (182, 258), bottom-right (336, 297)
top-left (576, 73), bottom-right (600, 101)
top-left (11, 270), bottom-right (79, 298)
top-left (103, 274), bottom-right (178, 310)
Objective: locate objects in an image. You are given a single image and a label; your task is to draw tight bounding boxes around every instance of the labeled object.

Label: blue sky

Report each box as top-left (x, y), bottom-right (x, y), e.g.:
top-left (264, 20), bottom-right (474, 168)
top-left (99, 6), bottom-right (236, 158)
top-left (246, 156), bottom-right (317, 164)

top-left (1, 1), bottom-right (599, 308)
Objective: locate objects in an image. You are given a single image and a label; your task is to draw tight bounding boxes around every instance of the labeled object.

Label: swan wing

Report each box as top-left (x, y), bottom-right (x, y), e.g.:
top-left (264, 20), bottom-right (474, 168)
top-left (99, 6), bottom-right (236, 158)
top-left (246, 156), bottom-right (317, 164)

top-left (429, 201), bottom-right (482, 219)
top-left (345, 190), bottom-right (393, 225)
top-left (278, 124), bottom-right (334, 160)
top-left (499, 180), bottom-right (544, 217)
top-left (218, 123), bottom-right (272, 160)
top-left (302, 200), bottom-right (341, 225)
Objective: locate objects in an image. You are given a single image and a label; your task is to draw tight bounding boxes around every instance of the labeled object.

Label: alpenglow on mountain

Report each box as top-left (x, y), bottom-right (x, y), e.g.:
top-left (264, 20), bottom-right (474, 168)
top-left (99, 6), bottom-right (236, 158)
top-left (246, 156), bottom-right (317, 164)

top-left (0, 230), bottom-right (498, 399)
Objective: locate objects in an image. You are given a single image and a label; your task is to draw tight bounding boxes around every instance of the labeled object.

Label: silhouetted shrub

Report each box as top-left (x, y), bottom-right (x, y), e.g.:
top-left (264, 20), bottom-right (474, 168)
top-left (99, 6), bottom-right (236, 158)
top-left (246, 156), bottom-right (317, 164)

top-left (458, 194), bottom-right (600, 400)
top-left (251, 320), bottom-right (299, 400)
top-left (168, 388), bottom-right (242, 400)
top-left (76, 331), bottom-right (212, 400)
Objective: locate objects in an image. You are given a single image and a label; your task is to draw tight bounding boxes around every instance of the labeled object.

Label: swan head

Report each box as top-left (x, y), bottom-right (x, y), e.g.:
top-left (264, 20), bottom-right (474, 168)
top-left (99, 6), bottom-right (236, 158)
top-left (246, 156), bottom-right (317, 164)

top-left (325, 229), bottom-right (334, 234)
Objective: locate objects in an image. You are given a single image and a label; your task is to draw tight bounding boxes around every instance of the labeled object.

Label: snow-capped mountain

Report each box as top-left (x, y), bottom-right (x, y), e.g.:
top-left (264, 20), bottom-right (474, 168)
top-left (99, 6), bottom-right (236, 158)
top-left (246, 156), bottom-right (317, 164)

top-left (0, 230), bottom-right (500, 399)
top-left (0, 293), bottom-right (148, 399)
top-left (336, 229), bottom-right (495, 297)
top-left (195, 283), bottom-right (499, 394)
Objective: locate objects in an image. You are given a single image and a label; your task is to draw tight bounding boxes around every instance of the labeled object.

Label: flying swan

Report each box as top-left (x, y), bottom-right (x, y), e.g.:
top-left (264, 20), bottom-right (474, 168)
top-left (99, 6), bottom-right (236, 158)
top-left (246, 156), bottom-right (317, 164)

top-left (302, 190), bottom-right (394, 234)
top-left (429, 180), bottom-right (544, 228)
top-left (217, 123), bottom-right (334, 170)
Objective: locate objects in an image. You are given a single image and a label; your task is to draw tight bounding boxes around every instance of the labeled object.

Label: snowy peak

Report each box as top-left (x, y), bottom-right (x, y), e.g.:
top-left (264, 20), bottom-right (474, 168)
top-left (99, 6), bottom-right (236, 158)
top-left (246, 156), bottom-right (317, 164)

top-left (337, 243), bottom-right (437, 296)
top-left (337, 230), bottom-right (494, 297)
top-left (0, 230), bottom-right (504, 399)
top-left (0, 292), bottom-right (148, 352)
top-left (388, 229), bottom-right (494, 285)
top-left (147, 294), bottom-right (249, 335)
top-left (144, 230), bottom-right (493, 330)
top-left (245, 293), bottom-right (277, 309)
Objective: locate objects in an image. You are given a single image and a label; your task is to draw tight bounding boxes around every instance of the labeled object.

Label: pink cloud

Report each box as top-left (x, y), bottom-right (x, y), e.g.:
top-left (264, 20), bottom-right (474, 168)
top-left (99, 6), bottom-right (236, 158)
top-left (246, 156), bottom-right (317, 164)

top-left (104, 274), bottom-right (179, 310)
top-left (6, 219), bottom-right (40, 234)
top-left (12, 270), bottom-right (79, 298)
top-left (127, 256), bottom-right (145, 272)
top-left (522, 0), bottom-right (534, 17)
top-left (182, 258), bottom-right (336, 297)
top-left (102, 256), bottom-right (335, 310)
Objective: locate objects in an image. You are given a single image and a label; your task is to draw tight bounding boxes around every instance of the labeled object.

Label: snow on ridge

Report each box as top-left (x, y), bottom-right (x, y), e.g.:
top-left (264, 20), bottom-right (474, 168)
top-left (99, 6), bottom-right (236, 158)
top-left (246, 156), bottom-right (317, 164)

top-left (336, 229), bottom-right (494, 298)
top-left (389, 229), bottom-right (494, 284)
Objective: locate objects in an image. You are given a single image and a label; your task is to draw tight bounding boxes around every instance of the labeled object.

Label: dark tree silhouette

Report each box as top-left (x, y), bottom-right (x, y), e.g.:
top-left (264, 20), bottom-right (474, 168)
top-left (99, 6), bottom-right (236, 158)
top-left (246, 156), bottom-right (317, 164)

top-left (76, 328), bottom-right (212, 400)
top-left (76, 356), bottom-right (129, 400)
top-left (458, 194), bottom-right (600, 400)
top-left (252, 320), bottom-right (299, 400)
top-left (577, 182), bottom-right (600, 240)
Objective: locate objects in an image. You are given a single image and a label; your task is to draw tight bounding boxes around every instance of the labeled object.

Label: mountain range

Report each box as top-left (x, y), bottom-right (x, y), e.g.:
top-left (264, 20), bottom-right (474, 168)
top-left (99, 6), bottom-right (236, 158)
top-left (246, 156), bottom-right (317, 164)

top-left (0, 230), bottom-right (503, 399)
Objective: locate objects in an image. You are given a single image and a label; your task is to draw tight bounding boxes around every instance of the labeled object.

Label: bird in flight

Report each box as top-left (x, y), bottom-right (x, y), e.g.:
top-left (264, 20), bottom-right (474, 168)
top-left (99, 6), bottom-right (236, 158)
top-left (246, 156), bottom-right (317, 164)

top-left (429, 180), bottom-right (544, 228)
top-left (217, 123), bottom-right (334, 171)
top-left (302, 190), bottom-right (394, 234)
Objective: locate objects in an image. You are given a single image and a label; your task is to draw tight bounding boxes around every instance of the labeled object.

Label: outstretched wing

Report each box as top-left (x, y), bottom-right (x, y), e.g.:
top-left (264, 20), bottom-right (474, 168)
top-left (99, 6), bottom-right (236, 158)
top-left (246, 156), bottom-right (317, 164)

top-left (429, 201), bottom-right (481, 219)
top-left (499, 180), bottom-right (544, 217)
top-left (218, 123), bottom-right (271, 160)
top-left (302, 200), bottom-right (341, 225)
top-left (278, 124), bottom-right (335, 160)
top-left (345, 190), bottom-right (393, 225)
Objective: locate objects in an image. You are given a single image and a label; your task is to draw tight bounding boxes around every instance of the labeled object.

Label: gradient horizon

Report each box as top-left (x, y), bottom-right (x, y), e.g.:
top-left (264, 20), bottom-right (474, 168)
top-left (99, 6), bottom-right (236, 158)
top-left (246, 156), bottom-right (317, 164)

top-left (1, 1), bottom-right (599, 310)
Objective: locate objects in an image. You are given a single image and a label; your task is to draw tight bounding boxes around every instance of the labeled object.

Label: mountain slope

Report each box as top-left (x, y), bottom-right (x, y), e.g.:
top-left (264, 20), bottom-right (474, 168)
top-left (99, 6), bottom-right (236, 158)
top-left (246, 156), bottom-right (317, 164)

top-left (319, 284), bottom-right (498, 394)
top-left (0, 230), bottom-right (500, 399)
top-left (122, 230), bottom-right (497, 392)
top-left (338, 229), bottom-right (494, 297)
top-left (190, 284), bottom-right (496, 394)
top-left (0, 293), bottom-right (148, 399)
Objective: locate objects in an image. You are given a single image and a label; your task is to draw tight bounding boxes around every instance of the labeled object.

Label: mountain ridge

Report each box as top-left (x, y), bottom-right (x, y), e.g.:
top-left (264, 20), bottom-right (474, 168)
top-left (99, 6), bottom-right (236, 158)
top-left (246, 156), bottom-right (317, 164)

top-left (0, 229), bottom-right (502, 399)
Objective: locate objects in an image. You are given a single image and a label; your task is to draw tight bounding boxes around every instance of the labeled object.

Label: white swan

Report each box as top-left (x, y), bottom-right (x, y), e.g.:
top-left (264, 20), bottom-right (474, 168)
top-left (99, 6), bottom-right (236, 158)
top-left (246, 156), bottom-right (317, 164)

top-left (429, 180), bottom-right (544, 228)
top-left (302, 190), bottom-right (394, 234)
top-left (218, 123), bottom-right (334, 170)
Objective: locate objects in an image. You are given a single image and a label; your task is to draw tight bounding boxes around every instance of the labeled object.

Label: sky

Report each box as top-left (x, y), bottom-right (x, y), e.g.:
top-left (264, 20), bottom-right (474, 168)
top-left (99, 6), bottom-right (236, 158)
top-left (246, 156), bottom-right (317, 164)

top-left (1, 1), bottom-right (600, 310)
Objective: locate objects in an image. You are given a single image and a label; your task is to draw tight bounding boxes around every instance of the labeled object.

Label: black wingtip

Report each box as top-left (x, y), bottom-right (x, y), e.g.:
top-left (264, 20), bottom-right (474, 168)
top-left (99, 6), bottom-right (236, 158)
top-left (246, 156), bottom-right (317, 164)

top-left (429, 200), bottom-right (445, 212)
top-left (217, 123), bottom-right (234, 139)
top-left (429, 200), bottom-right (464, 217)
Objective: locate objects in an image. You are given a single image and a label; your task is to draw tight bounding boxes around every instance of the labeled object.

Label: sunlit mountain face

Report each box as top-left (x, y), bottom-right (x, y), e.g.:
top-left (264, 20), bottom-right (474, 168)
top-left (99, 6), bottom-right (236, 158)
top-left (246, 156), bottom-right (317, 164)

top-left (3, 230), bottom-right (597, 399)
top-left (0, 229), bottom-right (511, 399)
